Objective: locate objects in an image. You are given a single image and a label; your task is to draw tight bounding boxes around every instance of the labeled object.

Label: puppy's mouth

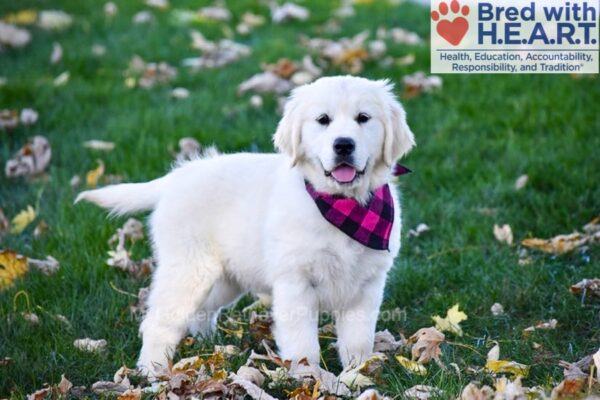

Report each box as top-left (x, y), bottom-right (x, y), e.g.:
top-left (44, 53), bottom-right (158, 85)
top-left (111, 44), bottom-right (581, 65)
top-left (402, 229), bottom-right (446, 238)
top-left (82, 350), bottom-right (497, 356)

top-left (324, 163), bottom-right (366, 184)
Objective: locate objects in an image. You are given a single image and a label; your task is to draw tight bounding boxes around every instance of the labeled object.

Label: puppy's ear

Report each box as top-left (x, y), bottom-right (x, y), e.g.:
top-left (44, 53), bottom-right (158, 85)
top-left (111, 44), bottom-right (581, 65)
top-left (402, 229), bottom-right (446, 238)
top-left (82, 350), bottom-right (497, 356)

top-left (273, 89), bottom-right (303, 166)
top-left (381, 81), bottom-right (416, 167)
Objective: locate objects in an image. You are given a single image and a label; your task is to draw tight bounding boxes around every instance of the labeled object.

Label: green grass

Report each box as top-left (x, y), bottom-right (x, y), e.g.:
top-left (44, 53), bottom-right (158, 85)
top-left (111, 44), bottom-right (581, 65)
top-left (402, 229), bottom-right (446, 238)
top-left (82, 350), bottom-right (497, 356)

top-left (1, 0), bottom-right (599, 397)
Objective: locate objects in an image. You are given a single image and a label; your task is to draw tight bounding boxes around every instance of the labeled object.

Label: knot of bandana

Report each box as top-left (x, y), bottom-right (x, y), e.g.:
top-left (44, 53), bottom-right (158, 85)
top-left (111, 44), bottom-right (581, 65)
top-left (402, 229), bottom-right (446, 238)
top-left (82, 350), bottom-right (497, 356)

top-left (305, 182), bottom-right (395, 251)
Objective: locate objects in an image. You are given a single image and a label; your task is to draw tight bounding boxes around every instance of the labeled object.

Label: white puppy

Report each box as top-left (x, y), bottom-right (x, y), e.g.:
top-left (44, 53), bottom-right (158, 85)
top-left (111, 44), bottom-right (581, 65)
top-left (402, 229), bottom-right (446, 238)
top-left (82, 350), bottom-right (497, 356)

top-left (77, 75), bottom-right (415, 376)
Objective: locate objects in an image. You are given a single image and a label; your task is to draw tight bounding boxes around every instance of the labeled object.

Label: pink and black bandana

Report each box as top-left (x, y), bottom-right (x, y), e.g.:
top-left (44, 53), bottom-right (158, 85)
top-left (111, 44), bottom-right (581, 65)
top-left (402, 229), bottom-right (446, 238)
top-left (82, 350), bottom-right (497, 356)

top-left (305, 164), bottom-right (411, 251)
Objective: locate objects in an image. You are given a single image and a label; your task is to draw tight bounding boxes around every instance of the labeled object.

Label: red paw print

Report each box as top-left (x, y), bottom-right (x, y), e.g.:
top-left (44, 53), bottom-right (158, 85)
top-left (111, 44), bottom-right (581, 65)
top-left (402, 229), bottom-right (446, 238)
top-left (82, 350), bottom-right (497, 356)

top-left (431, 0), bottom-right (470, 46)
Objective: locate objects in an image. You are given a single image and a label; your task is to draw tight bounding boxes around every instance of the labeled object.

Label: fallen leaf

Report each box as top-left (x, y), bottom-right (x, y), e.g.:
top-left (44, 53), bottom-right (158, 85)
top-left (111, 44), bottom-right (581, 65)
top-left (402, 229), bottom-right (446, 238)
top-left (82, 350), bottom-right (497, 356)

top-left (26, 387), bottom-right (51, 400)
top-left (230, 375), bottom-right (277, 400)
top-left (395, 355), bottom-right (427, 375)
top-left (491, 303), bottom-right (504, 316)
top-left (3, 10), bottom-right (38, 25)
top-left (404, 385), bottom-right (443, 400)
top-left (38, 10), bottom-right (73, 31)
top-left (50, 42), bottom-right (63, 64)
top-left (86, 159), bottom-right (105, 188)
top-left (493, 224), bottom-right (513, 245)
top-left (373, 329), bottom-right (405, 352)
top-left (409, 327), bottom-right (445, 365)
top-left (523, 319), bottom-right (557, 335)
top-left (74, 338), bottom-right (107, 353)
top-left (485, 359), bottom-right (529, 377)
top-left (0, 109), bottom-right (19, 129)
top-left (92, 380), bottom-right (130, 395)
top-left (124, 55), bottom-right (177, 89)
top-left (521, 215), bottom-right (599, 255)
top-left (53, 71), bottom-right (70, 86)
top-left (402, 71), bottom-right (442, 98)
top-left (0, 208), bottom-right (9, 238)
top-left (593, 348), bottom-right (600, 382)
top-left (5, 136), bottom-right (52, 178)
top-left (132, 10), bottom-right (153, 24)
top-left (514, 175), bottom-right (528, 190)
top-left (84, 140), bottom-right (115, 151)
top-left (550, 377), bottom-right (585, 398)
top-left (22, 312), bottom-right (39, 325)
top-left (199, 5), bottom-right (231, 21)
top-left (270, 2), bottom-right (310, 23)
top-left (170, 87), bottom-right (189, 99)
top-left (28, 255), bottom-right (59, 275)
top-left (408, 223), bottom-right (430, 237)
top-left (20, 108), bottom-right (38, 125)
top-left (0, 21), bottom-right (31, 48)
top-left (249, 95), bottom-right (263, 109)
top-left (458, 382), bottom-right (494, 400)
top-left (118, 388), bottom-right (141, 400)
top-left (238, 71), bottom-right (294, 95)
top-left (57, 374), bottom-right (72, 395)
top-left (236, 12), bottom-right (265, 35)
top-left (104, 2), bottom-right (118, 17)
top-left (70, 175), bottom-right (81, 188)
top-left (183, 31), bottom-right (250, 70)
top-left (571, 278), bottom-right (600, 299)
top-left (494, 377), bottom-right (526, 398)
top-left (10, 205), bottom-right (36, 234)
top-left (145, 0), bottom-right (168, 9)
top-left (432, 304), bottom-right (468, 336)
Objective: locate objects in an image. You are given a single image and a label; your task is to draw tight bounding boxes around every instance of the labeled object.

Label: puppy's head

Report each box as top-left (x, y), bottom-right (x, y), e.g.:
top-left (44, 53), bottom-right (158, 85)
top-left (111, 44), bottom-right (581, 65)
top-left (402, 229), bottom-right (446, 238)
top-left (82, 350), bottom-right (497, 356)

top-left (274, 76), bottom-right (415, 202)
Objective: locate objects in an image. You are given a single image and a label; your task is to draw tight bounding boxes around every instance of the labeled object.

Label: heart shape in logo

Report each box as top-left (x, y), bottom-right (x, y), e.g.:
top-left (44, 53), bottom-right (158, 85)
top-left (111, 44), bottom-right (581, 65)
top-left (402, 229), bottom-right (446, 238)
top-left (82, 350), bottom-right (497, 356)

top-left (436, 17), bottom-right (468, 46)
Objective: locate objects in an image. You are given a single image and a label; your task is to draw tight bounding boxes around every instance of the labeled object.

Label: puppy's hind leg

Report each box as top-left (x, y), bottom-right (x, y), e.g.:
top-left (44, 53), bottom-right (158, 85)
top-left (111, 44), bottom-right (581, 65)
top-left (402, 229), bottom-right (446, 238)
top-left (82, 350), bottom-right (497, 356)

top-left (187, 277), bottom-right (243, 336)
top-left (137, 249), bottom-right (223, 378)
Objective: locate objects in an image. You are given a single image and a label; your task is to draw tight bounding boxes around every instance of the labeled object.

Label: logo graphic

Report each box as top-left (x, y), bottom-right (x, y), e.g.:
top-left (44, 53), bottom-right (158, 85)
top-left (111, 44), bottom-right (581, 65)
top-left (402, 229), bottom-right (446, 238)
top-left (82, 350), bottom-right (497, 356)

top-left (431, 0), bottom-right (470, 46)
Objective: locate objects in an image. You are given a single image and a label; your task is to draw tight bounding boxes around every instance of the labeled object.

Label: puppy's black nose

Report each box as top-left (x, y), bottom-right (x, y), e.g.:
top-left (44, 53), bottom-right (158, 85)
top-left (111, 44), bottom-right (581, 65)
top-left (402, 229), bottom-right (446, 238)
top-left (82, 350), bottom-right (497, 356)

top-left (333, 137), bottom-right (355, 156)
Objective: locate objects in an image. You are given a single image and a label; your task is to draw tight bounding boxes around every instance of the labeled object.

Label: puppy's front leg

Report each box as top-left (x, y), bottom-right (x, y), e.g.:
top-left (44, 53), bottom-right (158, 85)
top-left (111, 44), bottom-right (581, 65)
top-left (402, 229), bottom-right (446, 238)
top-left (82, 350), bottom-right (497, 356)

top-left (336, 275), bottom-right (386, 367)
top-left (272, 279), bottom-right (320, 364)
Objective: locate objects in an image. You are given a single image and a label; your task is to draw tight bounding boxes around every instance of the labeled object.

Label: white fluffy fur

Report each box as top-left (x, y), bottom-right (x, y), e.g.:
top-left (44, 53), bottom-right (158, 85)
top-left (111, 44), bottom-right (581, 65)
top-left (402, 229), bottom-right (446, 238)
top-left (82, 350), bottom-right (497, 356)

top-left (76, 76), bottom-right (415, 377)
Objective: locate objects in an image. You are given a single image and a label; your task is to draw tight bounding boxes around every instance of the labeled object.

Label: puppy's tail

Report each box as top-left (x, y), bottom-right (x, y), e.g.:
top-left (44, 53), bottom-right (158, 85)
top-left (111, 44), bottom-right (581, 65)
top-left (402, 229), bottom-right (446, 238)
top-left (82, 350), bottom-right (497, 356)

top-left (75, 178), bottom-right (165, 216)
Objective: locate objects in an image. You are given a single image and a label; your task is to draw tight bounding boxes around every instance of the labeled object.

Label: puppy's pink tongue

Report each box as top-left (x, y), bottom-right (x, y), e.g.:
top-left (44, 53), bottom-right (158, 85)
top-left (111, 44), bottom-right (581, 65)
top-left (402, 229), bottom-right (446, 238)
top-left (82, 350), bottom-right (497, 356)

top-left (331, 165), bottom-right (356, 183)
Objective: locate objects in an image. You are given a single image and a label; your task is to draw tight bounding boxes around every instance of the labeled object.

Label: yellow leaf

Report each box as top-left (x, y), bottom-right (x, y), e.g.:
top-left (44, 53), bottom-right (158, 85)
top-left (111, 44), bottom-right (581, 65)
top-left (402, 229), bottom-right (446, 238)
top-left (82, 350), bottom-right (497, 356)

top-left (0, 250), bottom-right (29, 291)
top-left (3, 10), bottom-right (38, 25)
top-left (10, 205), bottom-right (36, 234)
top-left (86, 160), bottom-right (105, 188)
top-left (485, 359), bottom-right (529, 377)
top-left (432, 304), bottom-right (468, 336)
top-left (395, 355), bottom-right (427, 376)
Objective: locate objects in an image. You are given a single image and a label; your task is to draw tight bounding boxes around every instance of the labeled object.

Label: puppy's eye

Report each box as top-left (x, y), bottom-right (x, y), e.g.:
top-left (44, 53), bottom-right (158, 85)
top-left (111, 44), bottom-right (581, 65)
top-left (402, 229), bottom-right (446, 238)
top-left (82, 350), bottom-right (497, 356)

top-left (316, 114), bottom-right (331, 126)
top-left (356, 112), bottom-right (371, 124)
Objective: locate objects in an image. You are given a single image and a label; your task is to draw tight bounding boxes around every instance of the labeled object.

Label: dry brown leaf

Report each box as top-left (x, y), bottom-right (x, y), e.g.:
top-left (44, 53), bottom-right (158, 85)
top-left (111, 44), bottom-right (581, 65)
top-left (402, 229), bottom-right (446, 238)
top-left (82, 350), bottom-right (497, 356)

top-left (33, 220), bottom-right (49, 237)
top-left (523, 319), bottom-right (557, 335)
top-left (0, 249), bottom-right (28, 290)
top-left (0, 109), bottom-right (19, 129)
top-left (238, 71), bottom-right (294, 95)
top-left (270, 2), bottom-right (309, 23)
top-left (402, 71), bottom-right (442, 98)
top-left (356, 389), bottom-right (392, 400)
top-left (373, 329), bottom-right (405, 352)
top-left (28, 255), bottom-right (59, 275)
top-left (409, 327), bottom-right (444, 365)
top-left (550, 377), bottom-right (585, 398)
top-left (92, 380), bottom-right (130, 395)
top-left (86, 159), bottom-right (105, 188)
top-left (5, 136), bottom-right (52, 178)
top-left (522, 233), bottom-right (588, 254)
top-left (493, 224), bottom-right (513, 245)
top-left (230, 375), bottom-right (276, 400)
top-left (118, 388), bottom-right (142, 400)
top-left (493, 377), bottom-right (526, 399)
top-left (26, 387), bottom-right (51, 400)
top-left (184, 31), bottom-right (250, 70)
top-left (74, 338), bottom-right (107, 353)
top-left (57, 374), bottom-right (73, 395)
top-left (458, 382), bottom-right (494, 400)
top-left (403, 385), bottom-right (443, 400)
top-left (0, 208), bottom-right (9, 238)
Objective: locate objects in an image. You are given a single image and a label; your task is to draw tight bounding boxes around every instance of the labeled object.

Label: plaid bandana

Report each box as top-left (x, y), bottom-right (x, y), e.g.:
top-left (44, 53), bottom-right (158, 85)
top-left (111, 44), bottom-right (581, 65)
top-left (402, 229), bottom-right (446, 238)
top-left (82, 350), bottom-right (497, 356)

top-left (304, 164), bottom-right (410, 251)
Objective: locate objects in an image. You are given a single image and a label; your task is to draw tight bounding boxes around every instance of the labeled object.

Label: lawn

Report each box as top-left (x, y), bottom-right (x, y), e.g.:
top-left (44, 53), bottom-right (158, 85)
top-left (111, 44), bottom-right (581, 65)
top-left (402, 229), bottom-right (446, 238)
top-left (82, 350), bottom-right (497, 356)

top-left (1, 0), bottom-right (599, 398)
